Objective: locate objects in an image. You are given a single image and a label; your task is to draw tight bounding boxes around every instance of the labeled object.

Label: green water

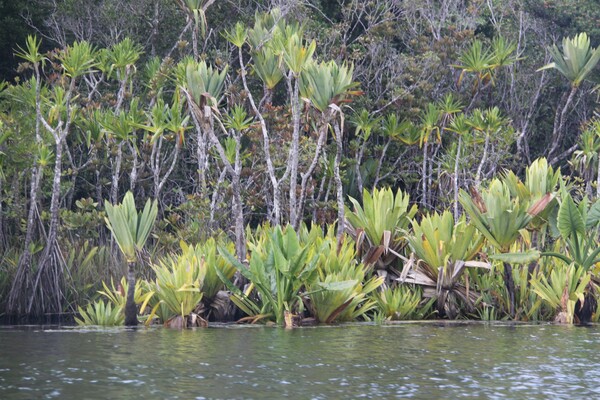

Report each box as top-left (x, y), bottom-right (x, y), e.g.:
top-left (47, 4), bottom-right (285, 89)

top-left (1, 322), bottom-right (599, 399)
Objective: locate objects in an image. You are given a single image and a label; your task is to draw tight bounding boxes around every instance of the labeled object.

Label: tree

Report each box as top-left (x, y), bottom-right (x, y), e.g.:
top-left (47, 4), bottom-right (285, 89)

top-left (104, 191), bottom-right (158, 326)
top-left (539, 33), bottom-right (600, 162)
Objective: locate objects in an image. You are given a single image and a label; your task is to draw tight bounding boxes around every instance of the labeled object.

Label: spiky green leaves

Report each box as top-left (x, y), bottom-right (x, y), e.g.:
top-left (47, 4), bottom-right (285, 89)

top-left (300, 61), bottom-right (357, 113)
top-left (184, 60), bottom-right (228, 108)
top-left (538, 32), bottom-right (600, 87)
top-left (104, 191), bottom-right (158, 263)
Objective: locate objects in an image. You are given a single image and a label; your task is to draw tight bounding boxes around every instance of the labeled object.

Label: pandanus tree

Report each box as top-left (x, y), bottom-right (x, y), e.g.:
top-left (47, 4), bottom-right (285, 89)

top-left (503, 157), bottom-right (561, 272)
top-left (371, 114), bottom-right (412, 189)
top-left (538, 33), bottom-right (600, 162)
top-left (182, 59), bottom-right (249, 262)
top-left (104, 191), bottom-right (158, 326)
top-left (350, 109), bottom-right (380, 196)
top-left (19, 40), bottom-right (97, 316)
top-left (7, 36), bottom-right (46, 315)
top-left (419, 103), bottom-right (440, 207)
top-left (174, 0), bottom-right (215, 59)
top-left (345, 187), bottom-right (418, 282)
top-left (571, 119), bottom-right (600, 197)
top-left (297, 60), bottom-right (358, 234)
top-left (459, 179), bottom-right (553, 318)
top-left (445, 113), bottom-right (472, 221)
top-left (405, 211), bottom-right (488, 318)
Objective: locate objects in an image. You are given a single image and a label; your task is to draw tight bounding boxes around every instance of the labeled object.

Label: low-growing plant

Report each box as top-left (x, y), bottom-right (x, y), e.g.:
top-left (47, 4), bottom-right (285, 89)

top-left (374, 286), bottom-right (432, 321)
top-left (144, 252), bottom-right (206, 328)
top-left (307, 235), bottom-right (383, 323)
top-left (218, 225), bottom-right (319, 325)
top-left (75, 300), bottom-right (124, 326)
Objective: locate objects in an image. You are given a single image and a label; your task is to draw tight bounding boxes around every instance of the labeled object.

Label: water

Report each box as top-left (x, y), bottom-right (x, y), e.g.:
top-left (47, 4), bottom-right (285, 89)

top-left (1, 322), bottom-right (599, 399)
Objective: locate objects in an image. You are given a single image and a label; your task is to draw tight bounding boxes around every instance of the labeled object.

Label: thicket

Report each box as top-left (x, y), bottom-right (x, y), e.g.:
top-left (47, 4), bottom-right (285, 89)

top-left (0, 1), bottom-right (599, 326)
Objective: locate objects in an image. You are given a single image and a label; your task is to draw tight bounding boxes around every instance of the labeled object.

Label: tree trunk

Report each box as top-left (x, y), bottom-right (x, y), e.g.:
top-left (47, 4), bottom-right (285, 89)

top-left (475, 131), bottom-right (490, 185)
top-left (421, 141), bottom-right (428, 207)
top-left (503, 261), bottom-right (516, 318)
top-left (7, 64), bottom-right (44, 315)
top-left (288, 76), bottom-right (301, 227)
top-left (333, 121), bottom-right (345, 242)
top-left (294, 112), bottom-right (330, 229)
top-left (453, 135), bottom-right (462, 222)
top-left (124, 261), bottom-right (138, 326)
top-left (29, 137), bottom-right (66, 315)
top-left (547, 86), bottom-right (578, 161)
top-left (110, 141), bottom-right (123, 203)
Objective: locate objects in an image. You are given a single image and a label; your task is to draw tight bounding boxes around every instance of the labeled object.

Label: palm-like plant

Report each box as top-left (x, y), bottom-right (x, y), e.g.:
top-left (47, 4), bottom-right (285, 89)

top-left (571, 120), bottom-right (600, 197)
top-left (346, 187), bottom-right (418, 276)
top-left (104, 191), bottom-right (158, 325)
top-left (218, 225), bottom-right (319, 326)
top-left (307, 236), bottom-right (383, 323)
top-left (543, 191), bottom-right (600, 272)
top-left (184, 60), bottom-right (227, 107)
top-left (144, 253), bottom-right (205, 328)
top-left (459, 179), bottom-right (552, 317)
top-left (175, 0), bottom-right (215, 58)
top-left (75, 300), bottom-right (124, 326)
top-left (375, 286), bottom-right (431, 321)
top-left (405, 211), bottom-right (488, 318)
top-left (529, 263), bottom-right (591, 324)
top-left (539, 33), bottom-right (600, 160)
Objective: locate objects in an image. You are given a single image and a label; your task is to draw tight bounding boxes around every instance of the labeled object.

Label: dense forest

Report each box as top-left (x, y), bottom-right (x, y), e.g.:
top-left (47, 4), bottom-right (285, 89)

top-left (0, 0), bottom-right (599, 327)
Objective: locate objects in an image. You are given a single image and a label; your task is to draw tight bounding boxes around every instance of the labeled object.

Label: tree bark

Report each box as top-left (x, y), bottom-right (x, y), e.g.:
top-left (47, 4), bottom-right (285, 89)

top-left (503, 261), bottom-right (516, 318)
top-left (333, 121), bottom-right (345, 242)
top-left (124, 261), bottom-right (138, 326)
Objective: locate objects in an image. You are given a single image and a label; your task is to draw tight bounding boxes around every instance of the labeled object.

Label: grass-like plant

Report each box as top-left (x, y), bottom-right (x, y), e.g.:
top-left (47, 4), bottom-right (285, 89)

top-left (75, 300), bottom-right (124, 326)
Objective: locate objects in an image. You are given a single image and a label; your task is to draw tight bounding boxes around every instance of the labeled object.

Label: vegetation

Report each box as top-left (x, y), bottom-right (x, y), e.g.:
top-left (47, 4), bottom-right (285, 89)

top-left (0, 2), bottom-right (599, 328)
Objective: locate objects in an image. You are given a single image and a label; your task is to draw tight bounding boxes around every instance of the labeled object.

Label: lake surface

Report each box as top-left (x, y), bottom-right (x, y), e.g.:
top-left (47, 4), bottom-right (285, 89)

top-left (1, 322), bottom-right (599, 399)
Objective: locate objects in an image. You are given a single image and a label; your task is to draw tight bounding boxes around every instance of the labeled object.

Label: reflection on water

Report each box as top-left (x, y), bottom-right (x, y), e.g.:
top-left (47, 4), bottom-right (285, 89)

top-left (1, 323), bottom-right (600, 399)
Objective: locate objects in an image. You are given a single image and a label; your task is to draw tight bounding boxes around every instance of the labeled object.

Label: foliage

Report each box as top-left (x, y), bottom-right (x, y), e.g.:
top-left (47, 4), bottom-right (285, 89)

top-left (375, 286), bottom-right (432, 321)
top-left (104, 191), bottom-right (158, 263)
top-left (307, 235), bottom-right (383, 323)
top-left (75, 300), bottom-right (123, 326)
top-left (218, 225), bottom-right (319, 325)
top-left (346, 187), bottom-right (417, 268)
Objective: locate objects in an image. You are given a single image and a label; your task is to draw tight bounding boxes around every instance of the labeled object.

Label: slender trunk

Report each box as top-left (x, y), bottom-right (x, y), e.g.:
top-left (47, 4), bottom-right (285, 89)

top-left (192, 21), bottom-right (199, 60)
top-left (195, 122), bottom-right (207, 194)
top-left (453, 136), bottom-right (462, 222)
top-left (150, 0), bottom-right (159, 57)
top-left (232, 173), bottom-right (246, 263)
top-left (475, 131), bottom-right (490, 185)
top-left (238, 47), bottom-right (279, 224)
top-left (333, 121), bottom-right (345, 242)
top-left (129, 141), bottom-right (139, 192)
top-left (294, 112), bottom-right (331, 229)
top-left (288, 76), bottom-right (301, 227)
top-left (372, 138), bottom-right (391, 190)
top-left (503, 261), bottom-right (516, 318)
top-left (95, 169), bottom-right (103, 206)
top-left (124, 261), bottom-right (138, 326)
top-left (8, 65), bottom-right (44, 314)
top-left (111, 141), bottom-right (123, 203)
top-left (355, 139), bottom-right (367, 196)
top-left (155, 138), bottom-right (181, 198)
top-left (547, 86), bottom-right (578, 161)
top-left (421, 141), bottom-right (428, 207)
top-left (29, 137), bottom-right (66, 315)
top-left (209, 168), bottom-right (227, 228)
